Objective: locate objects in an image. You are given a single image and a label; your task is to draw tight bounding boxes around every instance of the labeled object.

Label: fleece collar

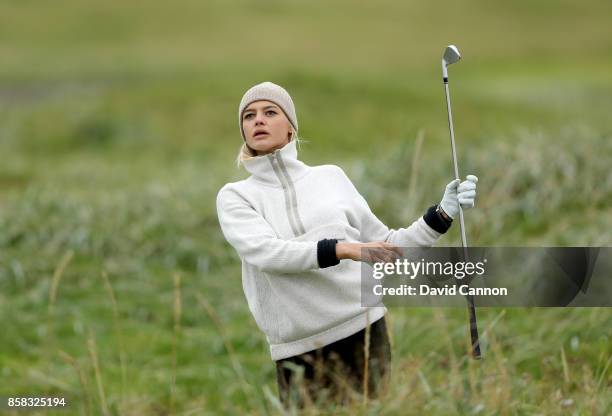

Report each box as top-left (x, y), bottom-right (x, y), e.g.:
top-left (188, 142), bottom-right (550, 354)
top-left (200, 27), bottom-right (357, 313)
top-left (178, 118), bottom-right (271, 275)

top-left (242, 140), bottom-right (311, 186)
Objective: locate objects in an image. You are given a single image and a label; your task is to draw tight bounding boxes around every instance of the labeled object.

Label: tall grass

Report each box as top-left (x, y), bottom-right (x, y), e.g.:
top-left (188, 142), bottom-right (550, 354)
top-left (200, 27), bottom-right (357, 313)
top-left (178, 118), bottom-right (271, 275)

top-left (46, 250), bottom-right (73, 374)
top-left (1, 127), bottom-right (610, 415)
top-left (1, 0), bottom-right (611, 414)
top-left (59, 349), bottom-right (93, 416)
top-left (87, 331), bottom-right (110, 416)
top-left (170, 272), bottom-right (181, 415)
top-left (196, 292), bottom-right (266, 413)
top-left (100, 270), bottom-right (127, 404)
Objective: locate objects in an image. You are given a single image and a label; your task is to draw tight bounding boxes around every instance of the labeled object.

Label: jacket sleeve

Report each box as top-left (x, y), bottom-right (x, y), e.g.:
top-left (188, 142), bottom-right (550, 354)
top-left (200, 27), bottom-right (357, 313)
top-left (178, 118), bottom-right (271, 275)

top-left (216, 185), bottom-right (319, 273)
top-left (336, 167), bottom-right (443, 247)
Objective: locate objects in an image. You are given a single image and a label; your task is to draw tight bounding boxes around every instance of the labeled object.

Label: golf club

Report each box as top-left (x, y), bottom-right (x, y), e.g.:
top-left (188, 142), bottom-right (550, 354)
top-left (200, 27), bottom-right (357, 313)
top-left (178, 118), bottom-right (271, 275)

top-left (442, 44), bottom-right (482, 359)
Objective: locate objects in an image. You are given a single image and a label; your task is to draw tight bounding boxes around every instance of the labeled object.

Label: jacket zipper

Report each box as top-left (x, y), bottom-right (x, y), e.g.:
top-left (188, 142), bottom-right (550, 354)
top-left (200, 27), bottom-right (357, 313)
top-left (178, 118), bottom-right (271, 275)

top-left (268, 151), bottom-right (306, 237)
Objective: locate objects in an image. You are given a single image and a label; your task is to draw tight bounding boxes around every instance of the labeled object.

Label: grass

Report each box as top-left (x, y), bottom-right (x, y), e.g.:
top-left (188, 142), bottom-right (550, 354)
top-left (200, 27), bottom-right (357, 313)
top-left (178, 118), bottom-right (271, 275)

top-left (1, 0), bottom-right (611, 414)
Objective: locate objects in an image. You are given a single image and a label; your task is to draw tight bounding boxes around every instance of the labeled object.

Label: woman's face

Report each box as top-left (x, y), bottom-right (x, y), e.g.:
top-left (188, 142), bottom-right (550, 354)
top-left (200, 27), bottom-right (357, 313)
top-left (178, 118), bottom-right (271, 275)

top-left (242, 100), bottom-right (293, 155)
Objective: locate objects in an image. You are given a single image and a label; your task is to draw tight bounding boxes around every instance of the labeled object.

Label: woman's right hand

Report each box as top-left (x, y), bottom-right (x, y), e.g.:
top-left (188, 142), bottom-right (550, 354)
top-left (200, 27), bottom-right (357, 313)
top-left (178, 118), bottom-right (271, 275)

top-left (336, 242), bottom-right (403, 264)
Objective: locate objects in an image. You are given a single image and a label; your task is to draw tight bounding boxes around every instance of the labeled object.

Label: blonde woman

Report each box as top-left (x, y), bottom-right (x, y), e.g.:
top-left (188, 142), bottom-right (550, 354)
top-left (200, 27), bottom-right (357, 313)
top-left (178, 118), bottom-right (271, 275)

top-left (216, 81), bottom-right (478, 407)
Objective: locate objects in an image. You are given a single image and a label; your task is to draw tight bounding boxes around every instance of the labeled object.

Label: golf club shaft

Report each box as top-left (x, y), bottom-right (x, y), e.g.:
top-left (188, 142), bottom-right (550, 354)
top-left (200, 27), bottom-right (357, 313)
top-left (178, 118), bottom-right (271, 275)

top-left (444, 82), bottom-right (468, 248)
top-left (443, 80), bottom-right (482, 359)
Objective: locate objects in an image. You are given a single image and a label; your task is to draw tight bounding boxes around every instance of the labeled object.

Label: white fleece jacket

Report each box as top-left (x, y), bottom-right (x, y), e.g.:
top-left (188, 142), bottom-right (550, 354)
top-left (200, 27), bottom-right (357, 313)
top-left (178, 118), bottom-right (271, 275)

top-left (216, 139), bottom-right (445, 360)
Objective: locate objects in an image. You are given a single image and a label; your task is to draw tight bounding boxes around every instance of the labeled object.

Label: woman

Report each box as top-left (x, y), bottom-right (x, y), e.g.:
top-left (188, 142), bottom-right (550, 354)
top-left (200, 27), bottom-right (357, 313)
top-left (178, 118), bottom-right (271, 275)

top-left (216, 81), bottom-right (478, 407)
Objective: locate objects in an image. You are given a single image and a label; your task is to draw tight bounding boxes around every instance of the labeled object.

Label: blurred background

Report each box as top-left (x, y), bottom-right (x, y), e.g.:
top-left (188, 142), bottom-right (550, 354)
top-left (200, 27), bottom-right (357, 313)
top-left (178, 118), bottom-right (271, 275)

top-left (1, 1), bottom-right (610, 414)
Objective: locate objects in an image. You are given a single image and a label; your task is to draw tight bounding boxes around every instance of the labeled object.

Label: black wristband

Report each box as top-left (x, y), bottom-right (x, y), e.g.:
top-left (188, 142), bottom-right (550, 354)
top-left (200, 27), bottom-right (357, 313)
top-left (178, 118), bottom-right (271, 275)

top-left (317, 239), bottom-right (340, 268)
top-left (423, 204), bottom-right (452, 234)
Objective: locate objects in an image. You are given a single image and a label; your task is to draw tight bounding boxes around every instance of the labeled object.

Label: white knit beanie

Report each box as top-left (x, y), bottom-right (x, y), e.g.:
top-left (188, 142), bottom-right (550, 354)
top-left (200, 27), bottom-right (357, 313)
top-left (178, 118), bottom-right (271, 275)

top-left (238, 81), bottom-right (298, 141)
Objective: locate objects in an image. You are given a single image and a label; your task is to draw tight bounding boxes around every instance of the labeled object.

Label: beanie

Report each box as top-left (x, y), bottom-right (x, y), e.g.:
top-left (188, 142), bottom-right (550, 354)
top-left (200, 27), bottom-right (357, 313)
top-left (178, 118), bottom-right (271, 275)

top-left (238, 82), bottom-right (298, 141)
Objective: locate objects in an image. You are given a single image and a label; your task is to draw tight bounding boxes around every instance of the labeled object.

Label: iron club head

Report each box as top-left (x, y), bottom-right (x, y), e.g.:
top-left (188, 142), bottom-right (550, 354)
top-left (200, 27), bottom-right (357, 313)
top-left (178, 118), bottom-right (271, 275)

top-left (443, 45), bottom-right (461, 65)
top-left (442, 44), bottom-right (461, 79)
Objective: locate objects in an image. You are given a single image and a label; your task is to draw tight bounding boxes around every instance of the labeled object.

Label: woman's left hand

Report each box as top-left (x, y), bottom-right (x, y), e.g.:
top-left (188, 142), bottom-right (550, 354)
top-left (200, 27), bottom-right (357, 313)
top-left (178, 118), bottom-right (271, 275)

top-left (439, 174), bottom-right (478, 219)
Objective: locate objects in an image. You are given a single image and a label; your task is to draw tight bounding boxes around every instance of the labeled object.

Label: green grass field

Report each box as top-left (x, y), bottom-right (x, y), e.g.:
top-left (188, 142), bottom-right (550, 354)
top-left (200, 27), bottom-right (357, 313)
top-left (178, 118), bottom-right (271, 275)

top-left (1, 1), bottom-right (611, 414)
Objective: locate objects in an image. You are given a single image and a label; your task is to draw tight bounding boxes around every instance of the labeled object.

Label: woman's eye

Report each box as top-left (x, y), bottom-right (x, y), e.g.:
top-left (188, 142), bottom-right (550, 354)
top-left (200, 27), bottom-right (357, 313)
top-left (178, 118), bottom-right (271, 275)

top-left (244, 114), bottom-right (253, 119)
top-left (266, 111), bottom-right (276, 116)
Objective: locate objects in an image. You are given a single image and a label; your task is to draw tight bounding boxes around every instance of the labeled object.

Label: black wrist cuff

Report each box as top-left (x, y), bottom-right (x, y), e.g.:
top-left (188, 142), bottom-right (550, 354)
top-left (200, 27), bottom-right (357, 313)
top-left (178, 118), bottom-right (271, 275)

top-left (317, 239), bottom-right (340, 268)
top-left (423, 204), bottom-right (452, 234)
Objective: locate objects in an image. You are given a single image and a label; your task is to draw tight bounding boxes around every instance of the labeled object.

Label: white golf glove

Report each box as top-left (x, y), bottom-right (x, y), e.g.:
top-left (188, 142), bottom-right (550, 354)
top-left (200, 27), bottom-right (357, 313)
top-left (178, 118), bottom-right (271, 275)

top-left (439, 174), bottom-right (478, 219)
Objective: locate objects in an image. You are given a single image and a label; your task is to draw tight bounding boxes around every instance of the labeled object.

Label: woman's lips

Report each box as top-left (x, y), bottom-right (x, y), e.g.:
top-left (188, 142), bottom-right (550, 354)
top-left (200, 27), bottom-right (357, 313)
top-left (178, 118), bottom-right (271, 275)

top-left (254, 132), bottom-right (269, 138)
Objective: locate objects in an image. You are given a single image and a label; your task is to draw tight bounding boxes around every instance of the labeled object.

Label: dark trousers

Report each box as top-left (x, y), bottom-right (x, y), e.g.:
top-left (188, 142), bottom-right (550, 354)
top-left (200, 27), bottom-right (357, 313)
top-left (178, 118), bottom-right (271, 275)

top-left (275, 317), bottom-right (391, 408)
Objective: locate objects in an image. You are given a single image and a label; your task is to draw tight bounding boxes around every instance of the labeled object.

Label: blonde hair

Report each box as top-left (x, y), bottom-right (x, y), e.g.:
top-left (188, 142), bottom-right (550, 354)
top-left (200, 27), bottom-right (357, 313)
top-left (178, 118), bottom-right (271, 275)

top-left (235, 126), bottom-right (305, 168)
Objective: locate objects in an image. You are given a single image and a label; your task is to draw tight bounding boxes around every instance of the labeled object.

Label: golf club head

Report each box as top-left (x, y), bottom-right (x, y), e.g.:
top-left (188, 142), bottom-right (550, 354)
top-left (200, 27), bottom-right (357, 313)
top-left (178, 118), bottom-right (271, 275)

top-left (443, 45), bottom-right (461, 66)
top-left (442, 44), bottom-right (461, 79)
